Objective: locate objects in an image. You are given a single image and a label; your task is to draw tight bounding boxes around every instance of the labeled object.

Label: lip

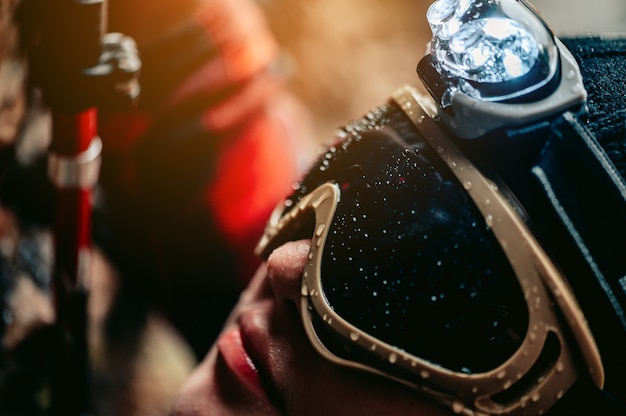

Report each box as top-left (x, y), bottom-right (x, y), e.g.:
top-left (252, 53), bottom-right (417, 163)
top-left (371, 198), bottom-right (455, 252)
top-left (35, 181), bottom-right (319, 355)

top-left (216, 325), bottom-right (265, 395)
top-left (215, 301), bottom-right (287, 409)
top-left (236, 304), bottom-right (287, 408)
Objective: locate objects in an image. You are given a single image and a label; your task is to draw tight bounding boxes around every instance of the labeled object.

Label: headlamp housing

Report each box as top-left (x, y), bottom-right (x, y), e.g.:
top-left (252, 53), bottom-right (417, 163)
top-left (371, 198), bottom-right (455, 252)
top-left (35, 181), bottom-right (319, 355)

top-left (418, 0), bottom-right (587, 138)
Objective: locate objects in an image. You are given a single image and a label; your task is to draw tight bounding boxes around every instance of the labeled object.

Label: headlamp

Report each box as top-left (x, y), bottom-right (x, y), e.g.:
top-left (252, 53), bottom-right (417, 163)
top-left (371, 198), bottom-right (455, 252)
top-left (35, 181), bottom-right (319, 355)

top-left (419, 0), bottom-right (585, 138)
top-left (427, 0), bottom-right (556, 99)
top-left (256, 1), bottom-right (626, 415)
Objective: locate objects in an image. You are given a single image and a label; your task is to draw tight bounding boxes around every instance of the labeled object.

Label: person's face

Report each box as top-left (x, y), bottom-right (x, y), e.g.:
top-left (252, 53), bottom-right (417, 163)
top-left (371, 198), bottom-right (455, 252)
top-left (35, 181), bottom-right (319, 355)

top-left (171, 239), bottom-right (451, 416)
top-left (0, 0), bottom-right (27, 149)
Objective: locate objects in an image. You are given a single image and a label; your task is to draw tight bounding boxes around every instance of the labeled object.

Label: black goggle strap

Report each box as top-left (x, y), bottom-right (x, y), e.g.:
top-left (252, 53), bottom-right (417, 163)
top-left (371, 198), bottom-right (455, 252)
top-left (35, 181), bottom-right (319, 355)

top-left (256, 85), bottom-right (604, 416)
top-left (536, 36), bottom-right (626, 355)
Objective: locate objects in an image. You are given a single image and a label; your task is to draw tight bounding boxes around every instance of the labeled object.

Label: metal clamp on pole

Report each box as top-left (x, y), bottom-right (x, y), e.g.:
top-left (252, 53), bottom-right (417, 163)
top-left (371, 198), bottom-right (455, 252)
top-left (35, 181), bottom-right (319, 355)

top-left (48, 136), bottom-right (102, 189)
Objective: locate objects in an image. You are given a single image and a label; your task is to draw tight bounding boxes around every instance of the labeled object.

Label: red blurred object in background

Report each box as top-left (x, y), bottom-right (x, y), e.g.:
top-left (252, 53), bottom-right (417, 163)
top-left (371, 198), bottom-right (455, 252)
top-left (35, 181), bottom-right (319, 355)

top-left (99, 0), bottom-right (313, 356)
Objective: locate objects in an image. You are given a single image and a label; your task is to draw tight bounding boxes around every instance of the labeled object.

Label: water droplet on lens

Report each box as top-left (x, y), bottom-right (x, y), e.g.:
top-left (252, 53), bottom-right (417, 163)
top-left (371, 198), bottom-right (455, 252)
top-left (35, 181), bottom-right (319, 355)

top-left (520, 396), bottom-right (529, 408)
top-left (555, 361), bottom-right (565, 373)
top-left (485, 214), bottom-right (494, 227)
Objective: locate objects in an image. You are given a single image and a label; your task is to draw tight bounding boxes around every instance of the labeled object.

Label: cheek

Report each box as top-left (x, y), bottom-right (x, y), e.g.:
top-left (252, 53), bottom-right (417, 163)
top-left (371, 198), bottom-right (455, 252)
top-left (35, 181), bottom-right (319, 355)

top-left (287, 353), bottom-right (451, 416)
top-left (263, 300), bottom-right (452, 415)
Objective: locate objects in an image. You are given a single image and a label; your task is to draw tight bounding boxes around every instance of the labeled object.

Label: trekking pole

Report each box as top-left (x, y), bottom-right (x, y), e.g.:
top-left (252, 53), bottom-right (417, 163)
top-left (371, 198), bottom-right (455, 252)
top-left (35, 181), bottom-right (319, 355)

top-left (27, 0), bottom-right (140, 413)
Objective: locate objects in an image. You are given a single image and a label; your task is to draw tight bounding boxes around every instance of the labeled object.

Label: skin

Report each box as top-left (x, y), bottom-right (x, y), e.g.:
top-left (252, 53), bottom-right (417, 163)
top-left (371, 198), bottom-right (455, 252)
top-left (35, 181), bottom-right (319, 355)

top-left (170, 239), bottom-right (452, 416)
top-left (0, 0), bottom-right (26, 149)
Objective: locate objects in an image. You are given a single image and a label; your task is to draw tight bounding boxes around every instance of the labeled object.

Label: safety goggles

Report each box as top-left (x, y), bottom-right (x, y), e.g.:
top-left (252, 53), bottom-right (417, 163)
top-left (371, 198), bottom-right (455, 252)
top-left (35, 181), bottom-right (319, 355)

top-left (255, 86), bottom-right (604, 415)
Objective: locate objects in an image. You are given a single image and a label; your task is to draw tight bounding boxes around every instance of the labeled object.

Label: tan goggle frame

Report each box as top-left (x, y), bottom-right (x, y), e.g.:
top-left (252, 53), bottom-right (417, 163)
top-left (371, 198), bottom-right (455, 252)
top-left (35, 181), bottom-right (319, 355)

top-left (256, 85), bottom-right (604, 415)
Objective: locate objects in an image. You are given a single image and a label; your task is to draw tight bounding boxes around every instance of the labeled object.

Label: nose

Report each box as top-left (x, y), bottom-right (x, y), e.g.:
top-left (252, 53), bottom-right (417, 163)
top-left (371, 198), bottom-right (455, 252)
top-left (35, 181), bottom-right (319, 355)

top-left (266, 239), bottom-right (311, 312)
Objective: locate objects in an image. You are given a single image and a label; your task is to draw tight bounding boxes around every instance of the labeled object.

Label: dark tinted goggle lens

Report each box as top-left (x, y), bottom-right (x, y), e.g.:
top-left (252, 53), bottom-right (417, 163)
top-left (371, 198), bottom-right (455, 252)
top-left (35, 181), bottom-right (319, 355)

top-left (286, 105), bottom-right (528, 373)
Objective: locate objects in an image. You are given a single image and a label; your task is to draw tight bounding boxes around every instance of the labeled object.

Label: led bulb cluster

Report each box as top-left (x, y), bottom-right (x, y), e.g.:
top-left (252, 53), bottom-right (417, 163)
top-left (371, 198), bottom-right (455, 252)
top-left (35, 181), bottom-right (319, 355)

top-left (426, 0), bottom-right (557, 102)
